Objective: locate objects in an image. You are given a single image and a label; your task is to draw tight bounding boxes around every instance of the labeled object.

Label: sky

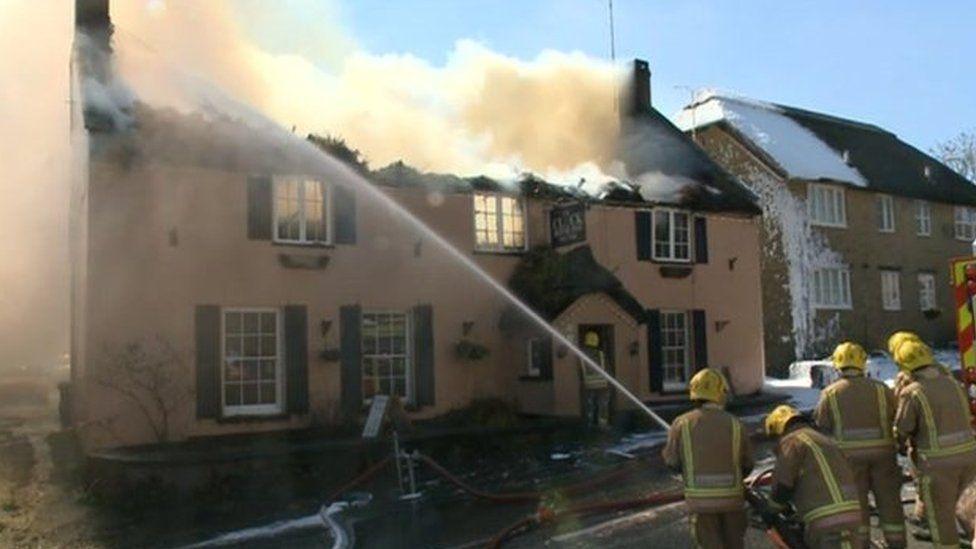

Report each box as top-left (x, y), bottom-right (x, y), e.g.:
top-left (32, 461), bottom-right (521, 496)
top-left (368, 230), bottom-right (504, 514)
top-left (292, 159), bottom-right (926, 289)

top-left (240, 0), bottom-right (975, 151)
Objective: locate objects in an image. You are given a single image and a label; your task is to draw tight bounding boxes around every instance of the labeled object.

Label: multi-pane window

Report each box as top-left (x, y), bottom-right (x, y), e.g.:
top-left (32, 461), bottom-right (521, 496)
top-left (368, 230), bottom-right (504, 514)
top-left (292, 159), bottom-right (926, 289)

top-left (881, 271), bottom-right (901, 311)
top-left (274, 177), bottom-right (330, 244)
top-left (955, 206), bottom-right (976, 241)
top-left (808, 184), bottom-right (846, 227)
top-left (661, 311), bottom-right (690, 390)
top-left (222, 309), bottom-right (281, 415)
top-left (361, 312), bottom-right (411, 403)
top-left (652, 209), bottom-right (691, 262)
top-left (473, 194), bottom-right (526, 252)
top-left (525, 338), bottom-right (547, 378)
top-left (918, 273), bottom-right (937, 311)
top-left (876, 195), bottom-right (895, 233)
top-left (915, 201), bottom-right (931, 236)
top-left (812, 268), bottom-right (852, 309)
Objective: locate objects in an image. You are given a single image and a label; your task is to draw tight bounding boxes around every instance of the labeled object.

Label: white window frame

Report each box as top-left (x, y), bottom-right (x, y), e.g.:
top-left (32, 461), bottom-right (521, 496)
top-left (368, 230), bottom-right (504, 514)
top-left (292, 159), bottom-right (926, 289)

top-left (877, 195), bottom-right (895, 233)
top-left (812, 267), bottom-right (852, 310)
top-left (915, 200), bottom-right (931, 237)
top-left (918, 273), bottom-right (937, 311)
top-left (221, 307), bottom-right (284, 417)
top-left (955, 206), bottom-right (976, 241)
top-left (272, 176), bottom-right (333, 245)
top-left (661, 310), bottom-right (691, 391)
top-left (651, 208), bottom-right (692, 263)
top-left (880, 270), bottom-right (901, 311)
top-left (525, 338), bottom-right (546, 378)
top-left (473, 193), bottom-right (528, 252)
top-left (361, 310), bottom-right (413, 405)
top-left (807, 184), bottom-right (847, 228)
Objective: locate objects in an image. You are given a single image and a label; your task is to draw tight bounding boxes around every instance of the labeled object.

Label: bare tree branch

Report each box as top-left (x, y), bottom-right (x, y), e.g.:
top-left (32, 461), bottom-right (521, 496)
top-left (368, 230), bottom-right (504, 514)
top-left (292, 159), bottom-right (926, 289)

top-left (932, 130), bottom-right (976, 183)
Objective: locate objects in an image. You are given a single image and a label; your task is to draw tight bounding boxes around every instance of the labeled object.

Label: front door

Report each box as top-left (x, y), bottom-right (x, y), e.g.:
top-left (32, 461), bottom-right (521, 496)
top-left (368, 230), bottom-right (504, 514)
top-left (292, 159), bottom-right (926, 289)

top-left (578, 324), bottom-right (615, 426)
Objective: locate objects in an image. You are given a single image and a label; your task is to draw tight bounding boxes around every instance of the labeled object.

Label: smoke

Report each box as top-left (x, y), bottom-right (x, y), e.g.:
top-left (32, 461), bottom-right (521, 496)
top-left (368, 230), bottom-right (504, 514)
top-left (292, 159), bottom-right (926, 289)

top-left (0, 1), bottom-right (73, 371)
top-left (109, 0), bottom-right (625, 182)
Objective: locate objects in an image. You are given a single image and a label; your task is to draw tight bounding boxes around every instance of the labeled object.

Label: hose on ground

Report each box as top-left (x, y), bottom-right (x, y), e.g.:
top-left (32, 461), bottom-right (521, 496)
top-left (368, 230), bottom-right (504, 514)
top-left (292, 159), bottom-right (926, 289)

top-left (326, 454), bottom-right (393, 502)
top-left (485, 489), bottom-right (686, 548)
top-left (414, 452), bottom-right (640, 504)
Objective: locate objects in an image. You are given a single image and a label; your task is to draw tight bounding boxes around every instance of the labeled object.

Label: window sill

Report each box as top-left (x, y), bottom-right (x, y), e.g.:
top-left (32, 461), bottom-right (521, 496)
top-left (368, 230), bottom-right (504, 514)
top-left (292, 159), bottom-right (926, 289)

top-left (216, 412), bottom-right (292, 424)
top-left (810, 222), bottom-right (847, 229)
top-left (519, 375), bottom-right (552, 382)
top-left (473, 248), bottom-right (527, 256)
top-left (812, 305), bottom-right (853, 311)
top-left (272, 241), bottom-right (335, 249)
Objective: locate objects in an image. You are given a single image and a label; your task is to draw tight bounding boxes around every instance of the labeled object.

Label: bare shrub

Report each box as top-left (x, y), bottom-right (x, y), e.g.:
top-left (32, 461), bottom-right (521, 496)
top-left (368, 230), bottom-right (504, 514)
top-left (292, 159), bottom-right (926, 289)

top-left (95, 338), bottom-right (190, 444)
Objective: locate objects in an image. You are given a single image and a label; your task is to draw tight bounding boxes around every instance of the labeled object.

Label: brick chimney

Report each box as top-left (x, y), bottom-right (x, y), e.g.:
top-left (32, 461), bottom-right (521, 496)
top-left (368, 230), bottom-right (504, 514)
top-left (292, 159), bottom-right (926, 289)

top-left (632, 59), bottom-right (651, 112)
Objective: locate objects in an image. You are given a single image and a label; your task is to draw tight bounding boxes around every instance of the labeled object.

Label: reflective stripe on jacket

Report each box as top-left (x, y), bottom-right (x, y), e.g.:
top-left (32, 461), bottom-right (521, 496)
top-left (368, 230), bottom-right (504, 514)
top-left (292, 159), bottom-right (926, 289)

top-left (814, 374), bottom-right (896, 456)
top-left (773, 427), bottom-right (861, 528)
top-left (662, 405), bottom-right (754, 512)
top-left (894, 367), bottom-right (976, 466)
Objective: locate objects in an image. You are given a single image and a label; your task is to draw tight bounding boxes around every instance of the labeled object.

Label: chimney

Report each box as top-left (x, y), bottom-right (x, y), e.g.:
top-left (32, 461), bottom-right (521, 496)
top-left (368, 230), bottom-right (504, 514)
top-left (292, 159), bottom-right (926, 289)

top-left (632, 59), bottom-right (651, 112)
top-left (75, 0), bottom-right (110, 31)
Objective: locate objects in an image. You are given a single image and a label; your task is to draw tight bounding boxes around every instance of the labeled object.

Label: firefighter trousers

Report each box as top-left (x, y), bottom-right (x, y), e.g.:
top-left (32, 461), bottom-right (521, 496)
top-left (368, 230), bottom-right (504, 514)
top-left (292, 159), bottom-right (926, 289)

top-left (918, 463), bottom-right (976, 548)
top-left (689, 510), bottom-right (747, 549)
top-left (849, 452), bottom-right (906, 547)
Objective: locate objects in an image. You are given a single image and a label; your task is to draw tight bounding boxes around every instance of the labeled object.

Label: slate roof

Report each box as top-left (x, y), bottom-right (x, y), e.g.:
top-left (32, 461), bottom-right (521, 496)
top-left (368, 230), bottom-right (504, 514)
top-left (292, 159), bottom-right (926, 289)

top-left (680, 94), bottom-right (976, 206)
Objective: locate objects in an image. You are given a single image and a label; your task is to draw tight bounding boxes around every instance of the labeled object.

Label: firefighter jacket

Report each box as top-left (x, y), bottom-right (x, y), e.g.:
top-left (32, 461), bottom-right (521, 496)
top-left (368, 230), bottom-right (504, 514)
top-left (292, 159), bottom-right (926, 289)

top-left (771, 426), bottom-right (862, 530)
top-left (663, 404), bottom-right (754, 512)
top-left (894, 365), bottom-right (976, 470)
top-left (579, 348), bottom-right (609, 390)
top-left (815, 373), bottom-right (896, 458)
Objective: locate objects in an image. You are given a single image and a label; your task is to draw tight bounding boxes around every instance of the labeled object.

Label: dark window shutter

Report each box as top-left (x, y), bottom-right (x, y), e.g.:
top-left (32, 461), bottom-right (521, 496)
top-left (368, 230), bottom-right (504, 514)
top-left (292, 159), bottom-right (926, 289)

top-left (247, 176), bottom-right (273, 240)
top-left (694, 217), bottom-right (709, 264)
top-left (635, 211), bottom-right (652, 261)
top-left (333, 185), bottom-right (357, 244)
top-left (195, 305), bottom-right (221, 419)
top-left (413, 304), bottom-right (435, 406)
top-left (539, 336), bottom-right (553, 380)
top-left (339, 305), bottom-right (363, 418)
top-left (284, 305), bottom-right (309, 414)
top-left (692, 309), bottom-right (708, 372)
top-left (646, 309), bottom-right (663, 392)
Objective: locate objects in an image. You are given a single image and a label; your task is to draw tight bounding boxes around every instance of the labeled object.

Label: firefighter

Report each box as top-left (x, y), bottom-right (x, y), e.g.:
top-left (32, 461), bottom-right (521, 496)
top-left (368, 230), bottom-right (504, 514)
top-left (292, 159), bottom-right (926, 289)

top-left (887, 330), bottom-right (929, 537)
top-left (765, 405), bottom-right (864, 548)
top-left (579, 331), bottom-right (610, 428)
top-left (814, 342), bottom-right (905, 547)
top-left (893, 338), bottom-right (976, 549)
top-left (663, 368), bottom-right (754, 549)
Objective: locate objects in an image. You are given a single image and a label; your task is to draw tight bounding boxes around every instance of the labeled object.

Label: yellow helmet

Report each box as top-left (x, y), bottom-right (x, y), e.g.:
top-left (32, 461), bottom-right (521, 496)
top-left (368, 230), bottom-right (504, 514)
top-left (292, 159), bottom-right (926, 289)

top-left (887, 331), bottom-right (920, 356)
top-left (831, 341), bottom-right (867, 372)
top-left (893, 339), bottom-right (934, 372)
top-left (583, 331), bottom-right (600, 348)
top-left (689, 368), bottom-right (729, 405)
top-left (765, 405), bottom-right (801, 437)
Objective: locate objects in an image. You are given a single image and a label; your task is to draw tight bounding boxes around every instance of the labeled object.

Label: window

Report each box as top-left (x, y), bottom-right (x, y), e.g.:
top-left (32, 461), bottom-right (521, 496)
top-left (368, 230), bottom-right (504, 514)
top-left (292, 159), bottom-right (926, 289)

top-left (880, 271), bottom-right (901, 311)
top-left (661, 311), bottom-right (690, 390)
top-left (525, 338), bottom-right (548, 378)
top-left (652, 209), bottom-right (691, 262)
top-left (808, 184), bottom-right (846, 227)
top-left (876, 195), bottom-right (895, 233)
top-left (222, 309), bottom-right (282, 415)
top-left (812, 267), bottom-right (852, 309)
top-left (361, 312), bottom-right (411, 403)
top-left (955, 206), bottom-right (976, 241)
top-left (274, 177), bottom-right (330, 244)
top-left (918, 273), bottom-right (937, 311)
top-left (913, 200), bottom-right (931, 237)
top-left (473, 194), bottom-right (526, 252)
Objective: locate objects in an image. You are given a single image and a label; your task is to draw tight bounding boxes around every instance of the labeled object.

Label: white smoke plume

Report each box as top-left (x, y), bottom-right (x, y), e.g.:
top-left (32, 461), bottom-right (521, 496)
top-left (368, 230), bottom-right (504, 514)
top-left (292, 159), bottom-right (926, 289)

top-left (109, 0), bottom-right (625, 182)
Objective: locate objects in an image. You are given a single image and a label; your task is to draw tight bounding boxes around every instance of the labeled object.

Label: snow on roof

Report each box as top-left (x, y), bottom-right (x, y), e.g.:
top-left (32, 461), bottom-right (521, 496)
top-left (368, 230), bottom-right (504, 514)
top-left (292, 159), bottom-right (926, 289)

top-left (675, 93), bottom-right (868, 187)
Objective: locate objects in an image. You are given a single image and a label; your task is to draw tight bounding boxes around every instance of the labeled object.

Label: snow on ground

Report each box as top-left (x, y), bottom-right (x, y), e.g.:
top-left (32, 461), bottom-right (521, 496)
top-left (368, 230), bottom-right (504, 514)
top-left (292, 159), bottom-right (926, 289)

top-left (674, 92), bottom-right (867, 187)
